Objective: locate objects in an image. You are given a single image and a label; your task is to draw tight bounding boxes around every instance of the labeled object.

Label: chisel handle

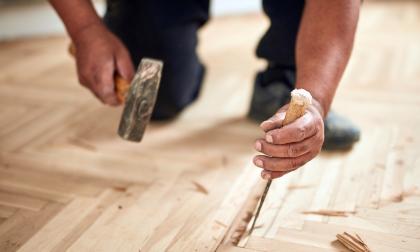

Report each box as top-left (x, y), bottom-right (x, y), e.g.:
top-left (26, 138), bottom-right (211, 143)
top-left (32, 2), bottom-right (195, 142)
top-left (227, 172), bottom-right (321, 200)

top-left (282, 89), bottom-right (312, 126)
top-left (68, 43), bottom-right (130, 103)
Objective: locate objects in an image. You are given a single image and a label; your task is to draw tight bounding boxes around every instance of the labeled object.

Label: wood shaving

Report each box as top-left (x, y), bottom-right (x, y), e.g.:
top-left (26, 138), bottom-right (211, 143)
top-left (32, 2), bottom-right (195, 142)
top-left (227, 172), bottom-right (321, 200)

top-left (302, 210), bottom-right (356, 217)
top-left (215, 220), bottom-right (228, 228)
top-left (192, 181), bottom-right (209, 195)
top-left (287, 184), bottom-right (314, 190)
top-left (113, 186), bottom-right (128, 192)
top-left (68, 137), bottom-right (97, 151)
top-left (336, 232), bottom-right (371, 252)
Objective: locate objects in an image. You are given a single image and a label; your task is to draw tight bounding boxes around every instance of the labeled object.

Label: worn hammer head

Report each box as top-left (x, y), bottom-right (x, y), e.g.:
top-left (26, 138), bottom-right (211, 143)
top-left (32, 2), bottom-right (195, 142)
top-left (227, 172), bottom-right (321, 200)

top-left (118, 58), bottom-right (163, 142)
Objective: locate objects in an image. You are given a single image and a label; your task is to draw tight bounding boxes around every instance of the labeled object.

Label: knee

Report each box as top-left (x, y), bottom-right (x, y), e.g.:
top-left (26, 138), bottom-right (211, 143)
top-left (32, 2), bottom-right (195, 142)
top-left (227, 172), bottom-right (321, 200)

top-left (152, 61), bottom-right (206, 121)
top-left (151, 103), bottom-right (185, 121)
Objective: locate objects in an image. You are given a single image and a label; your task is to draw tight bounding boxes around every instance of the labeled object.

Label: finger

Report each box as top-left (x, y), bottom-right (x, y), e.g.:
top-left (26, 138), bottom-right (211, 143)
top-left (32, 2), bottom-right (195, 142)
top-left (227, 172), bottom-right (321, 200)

top-left (261, 169), bottom-right (294, 180)
top-left (265, 112), bottom-right (318, 144)
top-left (77, 74), bottom-right (89, 88)
top-left (255, 135), bottom-right (316, 158)
top-left (260, 111), bottom-right (286, 132)
top-left (93, 61), bottom-right (119, 106)
top-left (253, 152), bottom-right (315, 172)
top-left (115, 47), bottom-right (135, 81)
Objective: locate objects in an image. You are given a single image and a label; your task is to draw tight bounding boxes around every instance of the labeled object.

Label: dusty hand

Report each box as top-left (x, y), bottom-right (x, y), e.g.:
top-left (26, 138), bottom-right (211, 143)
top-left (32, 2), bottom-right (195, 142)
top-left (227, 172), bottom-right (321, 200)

top-left (73, 23), bottom-right (134, 105)
top-left (253, 102), bottom-right (324, 179)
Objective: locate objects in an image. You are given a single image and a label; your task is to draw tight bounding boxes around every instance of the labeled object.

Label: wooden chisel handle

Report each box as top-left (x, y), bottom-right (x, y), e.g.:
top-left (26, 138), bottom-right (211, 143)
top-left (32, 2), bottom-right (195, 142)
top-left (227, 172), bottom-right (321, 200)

top-left (68, 43), bottom-right (130, 103)
top-left (282, 89), bottom-right (312, 126)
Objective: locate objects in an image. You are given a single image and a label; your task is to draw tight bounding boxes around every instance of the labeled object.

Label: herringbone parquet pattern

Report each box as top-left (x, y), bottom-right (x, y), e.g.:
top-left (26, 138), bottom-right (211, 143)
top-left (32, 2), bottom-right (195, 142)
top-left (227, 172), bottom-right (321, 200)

top-left (1, 1), bottom-right (420, 251)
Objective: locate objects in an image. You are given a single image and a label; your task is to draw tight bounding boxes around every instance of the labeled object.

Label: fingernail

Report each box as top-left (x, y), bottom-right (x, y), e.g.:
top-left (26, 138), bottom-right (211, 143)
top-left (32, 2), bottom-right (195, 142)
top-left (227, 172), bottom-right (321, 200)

top-left (255, 141), bottom-right (262, 151)
top-left (254, 159), bottom-right (264, 168)
top-left (261, 171), bottom-right (271, 180)
top-left (266, 134), bottom-right (273, 143)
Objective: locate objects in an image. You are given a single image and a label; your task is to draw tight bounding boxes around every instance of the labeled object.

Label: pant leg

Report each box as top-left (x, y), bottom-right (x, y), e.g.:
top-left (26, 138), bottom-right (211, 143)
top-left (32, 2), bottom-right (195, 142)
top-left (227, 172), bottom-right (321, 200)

top-left (256, 0), bottom-right (305, 86)
top-left (104, 0), bottom-right (210, 119)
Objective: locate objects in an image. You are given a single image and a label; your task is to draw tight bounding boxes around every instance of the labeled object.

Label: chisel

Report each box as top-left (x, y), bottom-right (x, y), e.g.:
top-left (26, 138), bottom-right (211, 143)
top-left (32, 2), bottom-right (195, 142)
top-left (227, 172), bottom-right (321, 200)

top-left (249, 88), bottom-right (312, 235)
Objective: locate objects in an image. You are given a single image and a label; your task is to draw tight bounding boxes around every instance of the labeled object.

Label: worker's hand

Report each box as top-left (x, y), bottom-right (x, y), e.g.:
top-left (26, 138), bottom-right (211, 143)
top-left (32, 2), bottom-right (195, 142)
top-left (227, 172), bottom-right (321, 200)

top-left (73, 23), bottom-right (134, 106)
top-left (253, 102), bottom-right (324, 179)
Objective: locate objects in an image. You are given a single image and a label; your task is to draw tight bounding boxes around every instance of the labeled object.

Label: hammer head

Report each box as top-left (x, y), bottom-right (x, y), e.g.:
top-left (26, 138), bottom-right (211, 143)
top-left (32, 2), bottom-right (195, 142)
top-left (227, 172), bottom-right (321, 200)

top-left (118, 58), bottom-right (163, 142)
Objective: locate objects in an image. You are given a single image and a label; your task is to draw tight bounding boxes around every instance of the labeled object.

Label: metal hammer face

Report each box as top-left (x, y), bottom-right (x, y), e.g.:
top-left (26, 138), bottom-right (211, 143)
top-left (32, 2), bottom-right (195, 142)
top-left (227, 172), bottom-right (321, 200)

top-left (118, 58), bottom-right (163, 142)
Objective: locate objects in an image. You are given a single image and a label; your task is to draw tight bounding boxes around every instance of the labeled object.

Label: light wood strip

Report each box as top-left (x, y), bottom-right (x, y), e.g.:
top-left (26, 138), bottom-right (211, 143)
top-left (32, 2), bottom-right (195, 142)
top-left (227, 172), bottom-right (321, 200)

top-left (0, 190), bottom-right (46, 211)
top-left (0, 202), bottom-right (63, 251)
top-left (18, 189), bottom-right (123, 252)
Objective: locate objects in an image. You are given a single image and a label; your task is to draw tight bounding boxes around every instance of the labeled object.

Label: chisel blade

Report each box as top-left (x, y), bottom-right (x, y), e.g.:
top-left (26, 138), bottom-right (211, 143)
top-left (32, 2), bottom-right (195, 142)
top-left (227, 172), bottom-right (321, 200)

top-left (248, 179), bottom-right (272, 235)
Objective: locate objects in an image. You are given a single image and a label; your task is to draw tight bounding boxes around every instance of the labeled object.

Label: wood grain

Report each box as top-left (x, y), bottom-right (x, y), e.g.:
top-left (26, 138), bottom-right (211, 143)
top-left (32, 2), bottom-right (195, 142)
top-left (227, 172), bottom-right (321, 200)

top-left (0, 1), bottom-right (419, 251)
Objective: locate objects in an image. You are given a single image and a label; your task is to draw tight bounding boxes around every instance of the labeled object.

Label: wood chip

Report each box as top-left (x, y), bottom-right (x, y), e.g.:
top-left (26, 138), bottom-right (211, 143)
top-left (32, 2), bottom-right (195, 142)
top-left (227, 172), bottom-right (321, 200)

top-left (336, 232), bottom-right (371, 252)
top-left (302, 210), bottom-right (356, 217)
top-left (67, 137), bottom-right (97, 151)
top-left (215, 220), bottom-right (228, 228)
top-left (287, 184), bottom-right (314, 190)
top-left (192, 181), bottom-right (209, 195)
top-left (112, 186), bottom-right (128, 192)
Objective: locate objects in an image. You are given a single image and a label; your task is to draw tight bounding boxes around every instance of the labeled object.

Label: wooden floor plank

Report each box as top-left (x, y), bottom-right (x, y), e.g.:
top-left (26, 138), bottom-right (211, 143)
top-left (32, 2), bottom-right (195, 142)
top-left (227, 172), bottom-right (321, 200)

top-left (0, 190), bottom-right (47, 212)
top-left (18, 189), bottom-right (123, 252)
top-left (0, 1), bottom-right (420, 251)
top-left (0, 203), bottom-right (63, 252)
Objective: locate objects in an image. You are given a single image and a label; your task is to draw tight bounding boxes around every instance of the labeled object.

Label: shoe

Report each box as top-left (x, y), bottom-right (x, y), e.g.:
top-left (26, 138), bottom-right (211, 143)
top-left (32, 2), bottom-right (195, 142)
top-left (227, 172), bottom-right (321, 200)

top-left (248, 70), bottom-right (294, 122)
top-left (248, 67), bottom-right (360, 150)
top-left (322, 111), bottom-right (360, 150)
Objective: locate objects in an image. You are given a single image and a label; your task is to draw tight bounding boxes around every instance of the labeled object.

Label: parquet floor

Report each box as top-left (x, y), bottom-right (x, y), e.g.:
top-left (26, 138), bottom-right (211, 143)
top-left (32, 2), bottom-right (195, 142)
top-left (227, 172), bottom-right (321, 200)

top-left (1, 1), bottom-right (420, 251)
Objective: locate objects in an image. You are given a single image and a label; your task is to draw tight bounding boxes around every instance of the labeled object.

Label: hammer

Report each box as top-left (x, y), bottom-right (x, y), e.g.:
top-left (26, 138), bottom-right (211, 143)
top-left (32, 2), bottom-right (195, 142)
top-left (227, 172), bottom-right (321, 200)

top-left (69, 43), bottom-right (163, 142)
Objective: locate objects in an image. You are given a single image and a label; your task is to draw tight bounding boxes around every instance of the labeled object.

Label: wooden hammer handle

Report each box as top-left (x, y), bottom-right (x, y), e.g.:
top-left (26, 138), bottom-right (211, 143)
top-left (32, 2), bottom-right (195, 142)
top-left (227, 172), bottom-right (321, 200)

top-left (282, 89), bottom-right (312, 126)
top-left (68, 43), bottom-right (130, 103)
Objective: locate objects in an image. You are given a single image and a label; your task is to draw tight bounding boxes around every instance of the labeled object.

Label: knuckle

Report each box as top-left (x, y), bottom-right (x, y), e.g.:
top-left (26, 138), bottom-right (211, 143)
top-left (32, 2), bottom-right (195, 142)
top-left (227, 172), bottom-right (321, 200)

top-left (288, 157), bottom-right (307, 169)
top-left (296, 126), bottom-right (307, 139)
top-left (316, 121), bottom-right (323, 132)
top-left (265, 145), bottom-right (279, 157)
top-left (268, 158), bottom-right (281, 171)
top-left (319, 132), bottom-right (325, 143)
top-left (287, 144), bottom-right (297, 157)
top-left (288, 158), bottom-right (299, 169)
top-left (77, 75), bottom-right (87, 86)
top-left (99, 88), bottom-right (114, 100)
top-left (79, 67), bottom-right (91, 81)
top-left (263, 144), bottom-right (273, 156)
top-left (292, 144), bottom-right (308, 156)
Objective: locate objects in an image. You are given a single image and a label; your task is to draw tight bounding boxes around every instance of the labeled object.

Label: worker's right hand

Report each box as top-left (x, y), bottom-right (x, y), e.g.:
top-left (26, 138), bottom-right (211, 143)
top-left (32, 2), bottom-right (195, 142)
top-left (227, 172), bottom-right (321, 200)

top-left (73, 23), bottom-right (134, 106)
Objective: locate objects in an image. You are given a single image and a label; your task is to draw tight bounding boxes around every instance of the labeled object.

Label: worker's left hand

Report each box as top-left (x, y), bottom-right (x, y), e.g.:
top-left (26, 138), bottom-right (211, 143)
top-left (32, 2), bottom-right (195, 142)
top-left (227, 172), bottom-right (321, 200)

top-left (253, 102), bottom-right (324, 179)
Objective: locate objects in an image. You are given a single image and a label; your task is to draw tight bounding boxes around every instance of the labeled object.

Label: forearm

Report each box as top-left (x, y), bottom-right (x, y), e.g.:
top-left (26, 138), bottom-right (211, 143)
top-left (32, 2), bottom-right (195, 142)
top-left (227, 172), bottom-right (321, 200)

top-left (295, 0), bottom-right (360, 117)
top-left (49, 0), bottom-right (102, 41)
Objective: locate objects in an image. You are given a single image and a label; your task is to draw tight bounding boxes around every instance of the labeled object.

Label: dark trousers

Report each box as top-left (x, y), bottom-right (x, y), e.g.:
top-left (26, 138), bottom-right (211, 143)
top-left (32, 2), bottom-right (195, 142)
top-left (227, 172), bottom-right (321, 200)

top-left (104, 0), bottom-right (304, 119)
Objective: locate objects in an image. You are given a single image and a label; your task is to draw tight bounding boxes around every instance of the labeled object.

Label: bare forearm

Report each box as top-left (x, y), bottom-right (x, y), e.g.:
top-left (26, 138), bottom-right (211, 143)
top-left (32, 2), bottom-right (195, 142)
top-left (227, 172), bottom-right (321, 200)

top-left (49, 0), bottom-right (102, 41)
top-left (296, 0), bottom-right (360, 117)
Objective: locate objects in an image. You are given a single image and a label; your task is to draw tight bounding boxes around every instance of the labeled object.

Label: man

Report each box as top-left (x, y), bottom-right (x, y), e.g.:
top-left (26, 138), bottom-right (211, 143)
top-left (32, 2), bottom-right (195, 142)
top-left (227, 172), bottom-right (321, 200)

top-left (50, 0), bottom-right (361, 180)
